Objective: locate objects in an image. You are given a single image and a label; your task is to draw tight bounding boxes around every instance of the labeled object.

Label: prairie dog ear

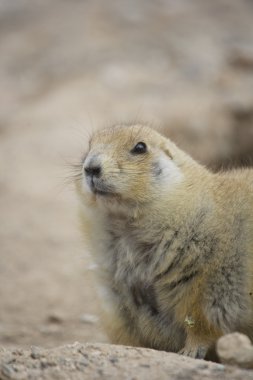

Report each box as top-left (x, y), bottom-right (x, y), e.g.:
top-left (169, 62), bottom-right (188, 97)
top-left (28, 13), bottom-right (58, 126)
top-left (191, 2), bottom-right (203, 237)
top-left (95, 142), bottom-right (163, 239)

top-left (160, 141), bottom-right (173, 159)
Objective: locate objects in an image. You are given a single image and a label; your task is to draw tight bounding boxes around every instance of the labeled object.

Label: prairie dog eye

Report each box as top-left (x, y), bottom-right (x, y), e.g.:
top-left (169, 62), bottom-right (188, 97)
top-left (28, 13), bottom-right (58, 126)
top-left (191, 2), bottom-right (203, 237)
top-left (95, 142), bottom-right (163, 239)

top-left (131, 142), bottom-right (147, 154)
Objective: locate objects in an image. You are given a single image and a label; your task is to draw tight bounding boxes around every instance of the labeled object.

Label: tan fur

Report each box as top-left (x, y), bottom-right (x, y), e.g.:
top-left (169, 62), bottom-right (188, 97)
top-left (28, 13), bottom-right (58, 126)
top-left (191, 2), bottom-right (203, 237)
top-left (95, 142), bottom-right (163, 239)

top-left (76, 124), bottom-right (253, 358)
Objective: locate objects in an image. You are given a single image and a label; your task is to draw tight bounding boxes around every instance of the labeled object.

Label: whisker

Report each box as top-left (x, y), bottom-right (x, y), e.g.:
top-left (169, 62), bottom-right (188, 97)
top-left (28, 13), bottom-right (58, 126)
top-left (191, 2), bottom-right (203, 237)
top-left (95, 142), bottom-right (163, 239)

top-left (60, 173), bottom-right (82, 188)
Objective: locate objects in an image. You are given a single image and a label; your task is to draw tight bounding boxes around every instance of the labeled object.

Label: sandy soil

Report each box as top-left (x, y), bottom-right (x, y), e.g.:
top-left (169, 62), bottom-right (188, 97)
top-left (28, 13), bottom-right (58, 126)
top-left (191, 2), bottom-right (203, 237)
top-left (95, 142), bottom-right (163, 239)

top-left (1, 341), bottom-right (252, 380)
top-left (0, 0), bottom-right (253, 350)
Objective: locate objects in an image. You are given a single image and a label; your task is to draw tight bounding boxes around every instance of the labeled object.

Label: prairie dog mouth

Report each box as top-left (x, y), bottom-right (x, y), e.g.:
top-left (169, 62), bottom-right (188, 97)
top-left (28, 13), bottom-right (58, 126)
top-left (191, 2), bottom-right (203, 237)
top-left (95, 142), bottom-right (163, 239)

top-left (86, 175), bottom-right (115, 197)
top-left (95, 191), bottom-right (113, 197)
top-left (92, 187), bottom-right (113, 196)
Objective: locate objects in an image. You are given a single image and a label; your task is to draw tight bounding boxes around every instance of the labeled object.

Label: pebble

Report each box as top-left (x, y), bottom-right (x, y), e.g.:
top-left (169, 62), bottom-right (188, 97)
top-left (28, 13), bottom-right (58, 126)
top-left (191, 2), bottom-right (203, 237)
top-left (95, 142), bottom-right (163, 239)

top-left (1, 363), bottom-right (15, 379)
top-left (46, 313), bottom-right (64, 324)
top-left (217, 333), bottom-right (253, 369)
top-left (79, 314), bottom-right (99, 324)
top-left (31, 346), bottom-right (43, 360)
top-left (39, 325), bottom-right (61, 335)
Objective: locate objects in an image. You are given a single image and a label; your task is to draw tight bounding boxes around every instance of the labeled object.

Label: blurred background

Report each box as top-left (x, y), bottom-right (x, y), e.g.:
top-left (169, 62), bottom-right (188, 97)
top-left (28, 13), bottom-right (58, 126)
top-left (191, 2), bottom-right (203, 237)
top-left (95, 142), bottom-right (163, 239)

top-left (0, 0), bottom-right (253, 349)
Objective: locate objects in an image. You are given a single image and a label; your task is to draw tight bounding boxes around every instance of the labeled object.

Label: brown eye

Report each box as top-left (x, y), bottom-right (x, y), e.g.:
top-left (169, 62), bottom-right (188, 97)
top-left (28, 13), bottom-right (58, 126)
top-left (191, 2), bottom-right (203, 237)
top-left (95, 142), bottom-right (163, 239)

top-left (131, 142), bottom-right (147, 154)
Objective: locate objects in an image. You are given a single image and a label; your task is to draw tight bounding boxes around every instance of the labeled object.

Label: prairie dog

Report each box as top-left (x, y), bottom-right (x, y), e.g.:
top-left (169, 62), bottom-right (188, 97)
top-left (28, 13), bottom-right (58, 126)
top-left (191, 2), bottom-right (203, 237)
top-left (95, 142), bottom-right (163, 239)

top-left (76, 124), bottom-right (253, 358)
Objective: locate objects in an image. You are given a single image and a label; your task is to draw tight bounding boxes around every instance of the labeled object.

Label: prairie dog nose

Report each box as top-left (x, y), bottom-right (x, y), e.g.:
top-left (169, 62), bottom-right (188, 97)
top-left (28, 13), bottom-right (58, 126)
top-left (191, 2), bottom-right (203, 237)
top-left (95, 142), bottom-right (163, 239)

top-left (84, 165), bottom-right (101, 178)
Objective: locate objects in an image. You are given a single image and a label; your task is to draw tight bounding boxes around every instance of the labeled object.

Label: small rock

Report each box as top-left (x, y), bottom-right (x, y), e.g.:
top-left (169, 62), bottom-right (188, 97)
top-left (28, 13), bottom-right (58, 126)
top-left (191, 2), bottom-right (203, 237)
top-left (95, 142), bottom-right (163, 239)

top-left (31, 346), bottom-right (43, 360)
top-left (140, 364), bottom-right (150, 368)
top-left (74, 358), bottom-right (89, 370)
top-left (87, 263), bottom-right (98, 271)
top-left (1, 363), bottom-right (15, 379)
top-left (39, 325), bottom-right (61, 335)
top-left (214, 364), bottom-right (225, 371)
top-left (40, 357), bottom-right (58, 368)
top-left (109, 355), bottom-right (118, 364)
top-left (11, 349), bottom-right (23, 356)
top-left (196, 363), bottom-right (208, 370)
top-left (79, 314), bottom-right (99, 324)
top-left (217, 332), bottom-right (253, 369)
top-left (46, 313), bottom-right (64, 324)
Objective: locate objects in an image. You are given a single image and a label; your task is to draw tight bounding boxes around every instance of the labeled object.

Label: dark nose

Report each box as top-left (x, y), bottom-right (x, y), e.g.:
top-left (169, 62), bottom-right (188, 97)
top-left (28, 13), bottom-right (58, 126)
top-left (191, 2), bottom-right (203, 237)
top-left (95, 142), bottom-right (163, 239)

top-left (84, 165), bottom-right (101, 178)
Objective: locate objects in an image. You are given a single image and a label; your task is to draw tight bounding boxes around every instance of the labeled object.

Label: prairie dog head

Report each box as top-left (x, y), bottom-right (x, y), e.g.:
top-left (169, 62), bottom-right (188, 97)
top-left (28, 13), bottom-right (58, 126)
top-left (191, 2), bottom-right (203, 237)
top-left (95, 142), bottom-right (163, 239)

top-left (78, 124), bottom-right (194, 207)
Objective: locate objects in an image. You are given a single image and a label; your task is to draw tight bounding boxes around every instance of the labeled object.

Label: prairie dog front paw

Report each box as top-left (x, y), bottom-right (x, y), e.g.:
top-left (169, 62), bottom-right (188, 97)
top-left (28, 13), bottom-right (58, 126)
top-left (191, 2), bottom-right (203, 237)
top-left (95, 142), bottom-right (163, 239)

top-left (178, 344), bottom-right (208, 359)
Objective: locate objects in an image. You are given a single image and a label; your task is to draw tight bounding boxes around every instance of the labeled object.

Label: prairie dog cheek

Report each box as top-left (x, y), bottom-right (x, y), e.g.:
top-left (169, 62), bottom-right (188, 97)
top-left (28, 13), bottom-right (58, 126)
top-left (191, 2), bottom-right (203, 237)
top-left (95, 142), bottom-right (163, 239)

top-left (153, 155), bottom-right (184, 188)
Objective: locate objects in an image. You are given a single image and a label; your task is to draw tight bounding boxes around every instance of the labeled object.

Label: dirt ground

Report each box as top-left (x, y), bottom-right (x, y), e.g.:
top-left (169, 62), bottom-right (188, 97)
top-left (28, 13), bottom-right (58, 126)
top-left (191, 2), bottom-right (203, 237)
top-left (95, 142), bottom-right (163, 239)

top-left (0, 0), bottom-right (253, 350)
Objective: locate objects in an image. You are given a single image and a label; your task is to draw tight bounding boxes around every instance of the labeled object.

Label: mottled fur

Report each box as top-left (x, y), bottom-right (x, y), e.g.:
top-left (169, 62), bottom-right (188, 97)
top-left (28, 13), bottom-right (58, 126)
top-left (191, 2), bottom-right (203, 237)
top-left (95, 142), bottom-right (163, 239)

top-left (76, 124), bottom-right (253, 358)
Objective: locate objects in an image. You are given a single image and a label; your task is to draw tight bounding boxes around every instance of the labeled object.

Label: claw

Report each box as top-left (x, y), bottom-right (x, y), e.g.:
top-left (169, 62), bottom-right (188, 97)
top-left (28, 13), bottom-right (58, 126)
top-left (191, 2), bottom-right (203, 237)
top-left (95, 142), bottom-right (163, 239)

top-left (178, 345), bottom-right (207, 359)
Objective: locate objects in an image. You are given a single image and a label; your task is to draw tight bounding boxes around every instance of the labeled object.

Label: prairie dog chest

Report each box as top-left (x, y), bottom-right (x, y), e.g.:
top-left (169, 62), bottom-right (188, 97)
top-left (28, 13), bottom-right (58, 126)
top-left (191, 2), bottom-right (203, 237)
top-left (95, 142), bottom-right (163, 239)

top-left (101, 218), bottom-right (198, 354)
top-left (97, 219), bottom-right (187, 351)
top-left (102, 221), bottom-right (167, 316)
top-left (107, 225), bottom-right (155, 284)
